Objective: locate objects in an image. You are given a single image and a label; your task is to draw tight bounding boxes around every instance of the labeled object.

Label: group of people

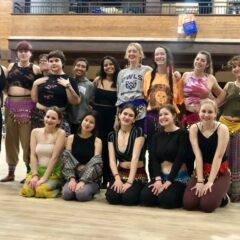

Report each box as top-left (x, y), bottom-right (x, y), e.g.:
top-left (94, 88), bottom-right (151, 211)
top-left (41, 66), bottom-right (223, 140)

top-left (0, 40), bottom-right (239, 213)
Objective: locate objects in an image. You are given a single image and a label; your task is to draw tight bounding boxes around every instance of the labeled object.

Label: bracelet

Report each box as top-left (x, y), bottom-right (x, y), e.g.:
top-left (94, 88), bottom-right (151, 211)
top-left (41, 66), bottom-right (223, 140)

top-left (32, 173), bottom-right (39, 178)
top-left (155, 179), bottom-right (162, 182)
top-left (197, 181), bottom-right (204, 183)
top-left (126, 181), bottom-right (132, 185)
top-left (65, 83), bottom-right (70, 89)
top-left (113, 173), bottom-right (119, 177)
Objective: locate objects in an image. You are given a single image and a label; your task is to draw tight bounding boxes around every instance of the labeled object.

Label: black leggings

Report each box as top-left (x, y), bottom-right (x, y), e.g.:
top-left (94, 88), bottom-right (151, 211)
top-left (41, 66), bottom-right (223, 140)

top-left (106, 180), bottom-right (145, 206)
top-left (140, 181), bottom-right (186, 209)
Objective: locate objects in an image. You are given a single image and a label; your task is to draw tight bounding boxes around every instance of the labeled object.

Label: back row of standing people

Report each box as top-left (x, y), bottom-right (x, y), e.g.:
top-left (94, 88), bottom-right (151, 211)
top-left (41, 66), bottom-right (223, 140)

top-left (0, 41), bottom-right (239, 203)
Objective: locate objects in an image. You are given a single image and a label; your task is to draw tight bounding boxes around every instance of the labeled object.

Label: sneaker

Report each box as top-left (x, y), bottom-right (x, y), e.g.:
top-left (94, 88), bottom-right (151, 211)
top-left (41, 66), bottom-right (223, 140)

top-left (220, 194), bottom-right (230, 207)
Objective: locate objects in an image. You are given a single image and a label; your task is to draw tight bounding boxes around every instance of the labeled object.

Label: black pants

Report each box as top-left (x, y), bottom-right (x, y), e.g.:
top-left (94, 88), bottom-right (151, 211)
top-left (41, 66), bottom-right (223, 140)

top-left (140, 181), bottom-right (186, 209)
top-left (106, 180), bottom-right (145, 206)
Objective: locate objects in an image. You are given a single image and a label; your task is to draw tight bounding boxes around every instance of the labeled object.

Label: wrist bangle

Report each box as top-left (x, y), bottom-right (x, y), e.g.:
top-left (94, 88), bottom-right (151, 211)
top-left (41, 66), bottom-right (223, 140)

top-left (32, 173), bottom-right (39, 178)
top-left (197, 181), bottom-right (204, 183)
top-left (155, 179), bottom-right (162, 182)
top-left (126, 181), bottom-right (132, 185)
top-left (114, 173), bottom-right (119, 177)
top-left (65, 83), bottom-right (70, 89)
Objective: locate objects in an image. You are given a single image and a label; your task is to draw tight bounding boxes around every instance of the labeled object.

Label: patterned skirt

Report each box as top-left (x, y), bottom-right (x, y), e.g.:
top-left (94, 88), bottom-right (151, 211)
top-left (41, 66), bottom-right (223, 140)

top-left (21, 165), bottom-right (63, 198)
top-left (218, 116), bottom-right (240, 202)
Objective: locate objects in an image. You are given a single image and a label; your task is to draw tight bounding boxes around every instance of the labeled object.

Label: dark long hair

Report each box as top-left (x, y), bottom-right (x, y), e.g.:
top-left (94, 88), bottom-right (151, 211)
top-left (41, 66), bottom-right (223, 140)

top-left (97, 56), bottom-right (120, 88)
top-left (77, 111), bottom-right (99, 137)
top-left (148, 46), bottom-right (174, 103)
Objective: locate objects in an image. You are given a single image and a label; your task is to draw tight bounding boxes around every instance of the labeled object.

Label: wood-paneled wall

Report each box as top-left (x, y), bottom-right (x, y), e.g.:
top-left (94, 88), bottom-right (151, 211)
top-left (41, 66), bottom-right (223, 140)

top-left (0, 0), bottom-right (240, 61)
top-left (9, 15), bottom-right (240, 39)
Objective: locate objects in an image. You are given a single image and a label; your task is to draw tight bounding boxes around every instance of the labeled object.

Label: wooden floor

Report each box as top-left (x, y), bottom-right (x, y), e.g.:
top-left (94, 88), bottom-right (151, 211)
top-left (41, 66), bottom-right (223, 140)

top-left (0, 140), bottom-right (240, 240)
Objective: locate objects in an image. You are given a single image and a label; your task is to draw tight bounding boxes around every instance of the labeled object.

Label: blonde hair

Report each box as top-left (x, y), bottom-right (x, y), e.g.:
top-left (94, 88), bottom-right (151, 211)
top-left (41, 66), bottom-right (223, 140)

top-left (200, 99), bottom-right (218, 115)
top-left (124, 42), bottom-right (145, 62)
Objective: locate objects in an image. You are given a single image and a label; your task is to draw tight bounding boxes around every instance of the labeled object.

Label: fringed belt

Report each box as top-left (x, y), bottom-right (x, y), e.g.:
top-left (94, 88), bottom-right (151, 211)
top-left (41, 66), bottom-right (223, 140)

top-left (116, 166), bottom-right (148, 183)
top-left (203, 161), bottom-right (229, 178)
top-left (5, 96), bottom-right (36, 124)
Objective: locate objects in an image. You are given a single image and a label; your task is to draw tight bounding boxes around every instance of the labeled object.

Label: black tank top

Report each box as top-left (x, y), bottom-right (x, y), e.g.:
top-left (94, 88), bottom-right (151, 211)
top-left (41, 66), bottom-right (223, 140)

top-left (94, 88), bottom-right (117, 107)
top-left (71, 134), bottom-right (95, 164)
top-left (7, 63), bottom-right (36, 90)
top-left (197, 123), bottom-right (226, 164)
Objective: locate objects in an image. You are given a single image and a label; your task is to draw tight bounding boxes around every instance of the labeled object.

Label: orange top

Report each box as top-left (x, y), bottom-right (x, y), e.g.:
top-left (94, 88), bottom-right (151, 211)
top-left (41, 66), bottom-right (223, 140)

top-left (143, 71), bottom-right (184, 112)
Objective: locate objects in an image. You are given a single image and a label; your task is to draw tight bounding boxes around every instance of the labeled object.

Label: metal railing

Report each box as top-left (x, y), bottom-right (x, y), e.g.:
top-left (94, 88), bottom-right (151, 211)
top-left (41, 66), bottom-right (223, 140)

top-left (13, 1), bottom-right (240, 15)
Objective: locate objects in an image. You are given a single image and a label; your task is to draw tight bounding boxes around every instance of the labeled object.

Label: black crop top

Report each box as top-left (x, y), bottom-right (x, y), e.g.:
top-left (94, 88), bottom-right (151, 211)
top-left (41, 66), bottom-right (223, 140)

top-left (150, 128), bottom-right (190, 182)
top-left (7, 63), bottom-right (37, 90)
top-left (0, 65), bottom-right (6, 92)
top-left (197, 123), bottom-right (227, 164)
top-left (37, 74), bottom-right (79, 108)
top-left (71, 134), bottom-right (95, 165)
top-left (94, 88), bottom-right (117, 107)
top-left (108, 127), bottom-right (145, 162)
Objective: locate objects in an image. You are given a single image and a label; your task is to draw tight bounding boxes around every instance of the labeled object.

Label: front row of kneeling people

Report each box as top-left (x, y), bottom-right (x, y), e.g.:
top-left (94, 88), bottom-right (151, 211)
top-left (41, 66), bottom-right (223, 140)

top-left (20, 99), bottom-right (230, 213)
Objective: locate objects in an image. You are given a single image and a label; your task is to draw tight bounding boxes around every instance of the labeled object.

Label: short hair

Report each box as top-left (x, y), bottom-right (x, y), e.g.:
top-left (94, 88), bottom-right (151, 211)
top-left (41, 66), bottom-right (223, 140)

top-left (73, 58), bottom-right (89, 71)
top-left (47, 50), bottom-right (66, 65)
top-left (38, 53), bottom-right (48, 62)
top-left (227, 55), bottom-right (240, 69)
top-left (15, 41), bottom-right (33, 52)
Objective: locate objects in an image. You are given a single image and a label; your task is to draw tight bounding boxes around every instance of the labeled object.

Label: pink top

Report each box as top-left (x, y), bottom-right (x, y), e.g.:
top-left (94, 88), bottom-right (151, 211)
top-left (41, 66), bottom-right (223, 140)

top-left (184, 73), bottom-right (210, 107)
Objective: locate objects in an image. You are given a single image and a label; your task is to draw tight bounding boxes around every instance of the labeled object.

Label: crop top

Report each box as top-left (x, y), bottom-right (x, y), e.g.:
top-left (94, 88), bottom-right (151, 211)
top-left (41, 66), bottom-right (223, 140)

top-left (222, 83), bottom-right (240, 117)
top-left (71, 134), bottom-right (95, 165)
top-left (7, 63), bottom-right (37, 90)
top-left (37, 74), bottom-right (79, 108)
top-left (35, 143), bottom-right (54, 167)
top-left (150, 128), bottom-right (190, 182)
top-left (184, 73), bottom-right (210, 107)
top-left (197, 123), bottom-right (227, 164)
top-left (0, 65), bottom-right (6, 92)
top-left (108, 127), bottom-right (145, 162)
top-left (94, 88), bottom-right (117, 107)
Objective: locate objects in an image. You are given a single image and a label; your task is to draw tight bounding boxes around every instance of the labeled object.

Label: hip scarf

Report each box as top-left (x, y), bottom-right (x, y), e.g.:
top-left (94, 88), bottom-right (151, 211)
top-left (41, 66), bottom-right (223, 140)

top-left (5, 96), bottom-right (35, 124)
top-left (116, 166), bottom-right (148, 183)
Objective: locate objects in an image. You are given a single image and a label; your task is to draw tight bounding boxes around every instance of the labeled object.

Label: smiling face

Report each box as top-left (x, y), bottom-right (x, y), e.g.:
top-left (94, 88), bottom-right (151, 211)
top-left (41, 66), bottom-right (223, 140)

top-left (194, 53), bottom-right (208, 73)
top-left (74, 60), bottom-right (87, 78)
top-left (44, 110), bottom-right (61, 128)
top-left (119, 107), bottom-right (136, 126)
top-left (48, 57), bottom-right (63, 74)
top-left (232, 60), bottom-right (240, 80)
top-left (81, 115), bottom-right (96, 133)
top-left (103, 58), bottom-right (115, 76)
top-left (154, 47), bottom-right (167, 67)
top-left (199, 102), bottom-right (217, 123)
top-left (126, 45), bottom-right (141, 65)
top-left (17, 50), bottom-right (32, 63)
top-left (158, 107), bottom-right (176, 128)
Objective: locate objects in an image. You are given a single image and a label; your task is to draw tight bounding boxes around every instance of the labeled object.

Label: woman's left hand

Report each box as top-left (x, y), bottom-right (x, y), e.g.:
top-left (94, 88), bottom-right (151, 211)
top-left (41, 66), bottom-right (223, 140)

top-left (122, 182), bottom-right (132, 193)
top-left (160, 181), bottom-right (172, 192)
top-left (201, 181), bottom-right (213, 196)
top-left (75, 181), bottom-right (85, 191)
top-left (36, 177), bottom-right (47, 186)
top-left (57, 77), bottom-right (70, 88)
